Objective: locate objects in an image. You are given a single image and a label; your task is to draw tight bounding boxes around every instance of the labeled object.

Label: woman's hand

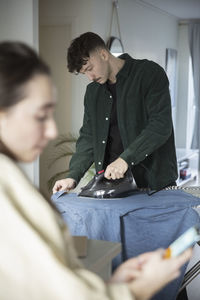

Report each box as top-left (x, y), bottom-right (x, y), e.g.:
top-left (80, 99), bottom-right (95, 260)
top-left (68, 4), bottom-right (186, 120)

top-left (109, 248), bottom-right (192, 300)
top-left (109, 252), bottom-right (153, 284)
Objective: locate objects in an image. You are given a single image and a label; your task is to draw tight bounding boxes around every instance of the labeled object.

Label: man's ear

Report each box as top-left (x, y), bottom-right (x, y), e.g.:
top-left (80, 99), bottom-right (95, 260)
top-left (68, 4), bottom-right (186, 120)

top-left (100, 48), bottom-right (109, 61)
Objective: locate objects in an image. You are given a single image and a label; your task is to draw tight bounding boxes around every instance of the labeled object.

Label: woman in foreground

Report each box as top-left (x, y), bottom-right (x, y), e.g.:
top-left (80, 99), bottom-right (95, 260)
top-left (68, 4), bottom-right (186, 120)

top-left (0, 41), bottom-right (191, 300)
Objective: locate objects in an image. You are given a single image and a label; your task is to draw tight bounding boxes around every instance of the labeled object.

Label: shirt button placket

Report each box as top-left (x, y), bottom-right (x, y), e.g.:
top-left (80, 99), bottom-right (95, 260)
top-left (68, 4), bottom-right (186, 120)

top-left (100, 93), bottom-right (111, 169)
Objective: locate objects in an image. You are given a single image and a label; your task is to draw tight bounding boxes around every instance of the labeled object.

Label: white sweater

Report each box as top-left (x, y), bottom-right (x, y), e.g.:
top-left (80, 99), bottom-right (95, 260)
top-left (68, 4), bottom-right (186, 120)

top-left (0, 154), bottom-right (133, 300)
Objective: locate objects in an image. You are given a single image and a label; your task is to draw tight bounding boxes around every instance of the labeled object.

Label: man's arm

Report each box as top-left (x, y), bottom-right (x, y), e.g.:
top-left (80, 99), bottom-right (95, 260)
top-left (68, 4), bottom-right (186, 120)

top-left (120, 63), bottom-right (173, 167)
top-left (53, 89), bottom-right (94, 193)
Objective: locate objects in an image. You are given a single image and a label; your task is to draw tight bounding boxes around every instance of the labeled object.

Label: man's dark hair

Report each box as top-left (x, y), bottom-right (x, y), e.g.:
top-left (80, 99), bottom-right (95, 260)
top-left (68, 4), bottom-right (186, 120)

top-left (67, 32), bottom-right (108, 73)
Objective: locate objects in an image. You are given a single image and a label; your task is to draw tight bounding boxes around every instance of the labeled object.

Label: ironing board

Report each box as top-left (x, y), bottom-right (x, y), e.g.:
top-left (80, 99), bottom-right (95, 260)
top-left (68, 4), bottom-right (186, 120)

top-left (51, 189), bottom-right (200, 300)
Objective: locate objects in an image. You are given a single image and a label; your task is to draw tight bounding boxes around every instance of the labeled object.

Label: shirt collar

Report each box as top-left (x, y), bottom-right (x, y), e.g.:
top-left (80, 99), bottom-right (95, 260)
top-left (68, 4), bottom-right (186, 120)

top-left (116, 53), bottom-right (134, 79)
top-left (102, 53), bottom-right (134, 90)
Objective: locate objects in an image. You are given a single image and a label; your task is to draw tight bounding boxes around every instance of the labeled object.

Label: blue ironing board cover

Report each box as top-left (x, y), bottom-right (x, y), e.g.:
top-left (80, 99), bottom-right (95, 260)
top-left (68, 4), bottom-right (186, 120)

top-left (51, 190), bottom-right (200, 300)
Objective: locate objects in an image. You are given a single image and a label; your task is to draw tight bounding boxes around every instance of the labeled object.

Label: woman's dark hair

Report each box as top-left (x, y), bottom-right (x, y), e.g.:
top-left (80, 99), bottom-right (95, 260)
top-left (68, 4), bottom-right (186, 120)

top-left (67, 32), bottom-right (108, 73)
top-left (0, 41), bottom-right (50, 109)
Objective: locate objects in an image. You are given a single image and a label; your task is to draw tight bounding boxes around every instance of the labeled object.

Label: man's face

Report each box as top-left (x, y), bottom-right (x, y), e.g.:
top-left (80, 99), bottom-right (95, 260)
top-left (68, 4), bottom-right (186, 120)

top-left (79, 49), bottom-right (110, 84)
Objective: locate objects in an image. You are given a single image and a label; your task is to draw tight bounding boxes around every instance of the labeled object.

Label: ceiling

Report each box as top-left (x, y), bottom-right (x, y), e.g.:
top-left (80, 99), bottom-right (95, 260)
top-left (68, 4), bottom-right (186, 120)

top-left (140, 0), bottom-right (200, 19)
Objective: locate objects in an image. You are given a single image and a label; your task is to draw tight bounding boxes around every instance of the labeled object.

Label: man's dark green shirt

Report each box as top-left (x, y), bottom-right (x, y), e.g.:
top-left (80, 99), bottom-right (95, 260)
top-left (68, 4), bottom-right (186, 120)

top-left (67, 53), bottom-right (178, 191)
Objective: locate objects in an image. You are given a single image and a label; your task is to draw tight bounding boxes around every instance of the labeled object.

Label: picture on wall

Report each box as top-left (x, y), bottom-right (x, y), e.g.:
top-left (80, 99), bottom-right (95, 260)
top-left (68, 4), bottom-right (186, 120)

top-left (165, 48), bottom-right (177, 108)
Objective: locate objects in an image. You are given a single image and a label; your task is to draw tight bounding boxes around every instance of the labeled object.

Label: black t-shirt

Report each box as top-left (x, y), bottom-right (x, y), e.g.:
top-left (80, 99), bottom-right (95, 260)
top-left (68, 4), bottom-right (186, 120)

top-left (103, 82), bottom-right (124, 168)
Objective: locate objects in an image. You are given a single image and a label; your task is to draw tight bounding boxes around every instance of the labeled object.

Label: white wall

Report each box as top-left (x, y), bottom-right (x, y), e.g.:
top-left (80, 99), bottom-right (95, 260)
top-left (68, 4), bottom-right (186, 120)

top-left (39, 0), bottom-right (93, 133)
top-left (0, 0), bottom-right (39, 185)
top-left (91, 0), bottom-right (178, 67)
top-left (176, 24), bottom-right (190, 148)
top-left (0, 0), bottom-right (36, 45)
top-left (117, 0), bottom-right (178, 67)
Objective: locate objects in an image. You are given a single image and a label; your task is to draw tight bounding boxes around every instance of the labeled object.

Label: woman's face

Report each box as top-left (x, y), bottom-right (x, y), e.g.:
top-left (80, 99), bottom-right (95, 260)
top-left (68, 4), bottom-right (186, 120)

top-left (0, 74), bottom-right (57, 162)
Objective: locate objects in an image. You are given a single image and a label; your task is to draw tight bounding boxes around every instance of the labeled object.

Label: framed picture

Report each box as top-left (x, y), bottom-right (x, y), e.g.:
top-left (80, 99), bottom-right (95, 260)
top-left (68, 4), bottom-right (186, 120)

top-left (165, 48), bottom-right (177, 107)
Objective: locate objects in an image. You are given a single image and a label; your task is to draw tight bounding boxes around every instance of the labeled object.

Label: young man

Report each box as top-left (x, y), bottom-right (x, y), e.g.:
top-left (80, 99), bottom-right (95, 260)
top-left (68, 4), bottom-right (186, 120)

top-left (53, 32), bottom-right (178, 194)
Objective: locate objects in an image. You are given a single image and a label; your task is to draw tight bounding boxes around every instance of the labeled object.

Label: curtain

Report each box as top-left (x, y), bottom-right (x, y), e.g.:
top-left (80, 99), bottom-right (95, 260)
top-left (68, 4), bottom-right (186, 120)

top-left (188, 24), bottom-right (200, 158)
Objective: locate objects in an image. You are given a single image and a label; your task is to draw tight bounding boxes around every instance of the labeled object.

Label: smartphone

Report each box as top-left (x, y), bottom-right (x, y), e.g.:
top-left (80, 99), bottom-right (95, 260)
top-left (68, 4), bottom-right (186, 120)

top-left (164, 225), bottom-right (200, 258)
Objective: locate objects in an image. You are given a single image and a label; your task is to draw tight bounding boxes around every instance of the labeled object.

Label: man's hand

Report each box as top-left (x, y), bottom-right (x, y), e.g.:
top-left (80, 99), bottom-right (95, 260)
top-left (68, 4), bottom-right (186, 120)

top-left (104, 157), bottom-right (128, 180)
top-left (52, 178), bottom-right (76, 194)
